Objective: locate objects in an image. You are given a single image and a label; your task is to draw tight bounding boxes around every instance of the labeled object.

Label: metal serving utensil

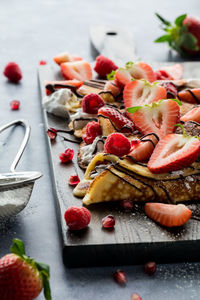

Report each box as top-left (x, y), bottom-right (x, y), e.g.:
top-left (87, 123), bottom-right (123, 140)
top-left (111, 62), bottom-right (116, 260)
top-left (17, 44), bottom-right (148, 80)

top-left (0, 120), bottom-right (42, 218)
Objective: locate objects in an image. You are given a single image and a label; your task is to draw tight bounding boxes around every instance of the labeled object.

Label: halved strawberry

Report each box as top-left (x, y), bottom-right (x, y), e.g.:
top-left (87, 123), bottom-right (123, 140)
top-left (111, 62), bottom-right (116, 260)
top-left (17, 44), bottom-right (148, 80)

top-left (60, 60), bottom-right (92, 81)
top-left (145, 203), bottom-right (192, 227)
top-left (124, 80), bottom-right (167, 119)
top-left (45, 79), bottom-right (83, 95)
top-left (114, 62), bottom-right (155, 88)
top-left (128, 134), bottom-right (159, 161)
top-left (178, 88), bottom-right (200, 104)
top-left (53, 52), bottom-right (82, 65)
top-left (98, 106), bottom-right (135, 132)
top-left (181, 106), bottom-right (200, 123)
top-left (155, 64), bottom-right (184, 80)
top-left (127, 99), bottom-right (180, 138)
top-left (148, 133), bottom-right (200, 174)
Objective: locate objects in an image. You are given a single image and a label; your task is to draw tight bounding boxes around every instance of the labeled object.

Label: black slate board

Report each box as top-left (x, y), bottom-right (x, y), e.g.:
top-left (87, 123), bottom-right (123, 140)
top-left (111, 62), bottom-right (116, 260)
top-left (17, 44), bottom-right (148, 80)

top-left (38, 62), bottom-right (200, 267)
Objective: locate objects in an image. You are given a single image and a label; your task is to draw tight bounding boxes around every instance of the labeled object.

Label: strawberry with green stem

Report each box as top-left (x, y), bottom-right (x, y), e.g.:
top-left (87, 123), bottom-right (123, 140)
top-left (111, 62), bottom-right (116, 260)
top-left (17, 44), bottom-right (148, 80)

top-left (0, 238), bottom-right (51, 300)
top-left (155, 13), bottom-right (200, 56)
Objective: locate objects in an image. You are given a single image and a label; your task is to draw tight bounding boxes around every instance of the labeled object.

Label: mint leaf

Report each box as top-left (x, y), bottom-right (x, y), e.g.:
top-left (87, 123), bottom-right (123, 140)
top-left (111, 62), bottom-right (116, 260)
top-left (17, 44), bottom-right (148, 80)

top-left (154, 35), bottom-right (172, 43)
top-left (197, 156), bottom-right (200, 162)
top-left (155, 13), bottom-right (171, 26)
top-left (127, 106), bottom-right (142, 113)
top-left (107, 70), bottom-right (116, 80)
top-left (175, 14), bottom-right (187, 26)
top-left (10, 238), bottom-right (25, 258)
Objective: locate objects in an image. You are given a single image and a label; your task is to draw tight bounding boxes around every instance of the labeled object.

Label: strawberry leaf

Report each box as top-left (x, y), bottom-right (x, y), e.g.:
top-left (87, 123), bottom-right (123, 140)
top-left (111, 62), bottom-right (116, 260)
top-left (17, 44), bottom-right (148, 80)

top-left (107, 70), bottom-right (116, 80)
top-left (179, 33), bottom-right (199, 51)
top-left (175, 14), bottom-right (187, 26)
top-left (155, 13), bottom-right (171, 26)
top-left (10, 238), bottom-right (25, 258)
top-left (174, 123), bottom-right (187, 136)
top-left (171, 99), bottom-right (182, 106)
top-left (125, 61), bottom-right (134, 68)
top-left (127, 106), bottom-right (142, 113)
top-left (35, 261), bottom-right (51, 300)
top-left (154, 35), bottom-right (172, 43)
top-left (197, 156), bottom-right (200, 162)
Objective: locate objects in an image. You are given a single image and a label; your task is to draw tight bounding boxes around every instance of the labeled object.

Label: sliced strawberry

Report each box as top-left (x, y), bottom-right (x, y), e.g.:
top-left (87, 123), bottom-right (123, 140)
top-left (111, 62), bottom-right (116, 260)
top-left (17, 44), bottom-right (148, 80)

top-left (53, 52), bottom-right (83, 65)
top-left (98, 106), bottom-right (135, 132)
top-left (145, 203), bottom-right (192, 227)
top-left (45, 79), bottom-right (83, 95)
top-left (114, 62), bottom-right (155, 88)
top-left (158, 64), bottom-right (184, 80)
top-left (60, 60), bottom-right (92, 81)
top-left (104, 81), bottom-right (121, 97)
top-left (124, 80), bottom-right (167, 117)
top-left (181, 106), bottom-right (200, 123)
top-left (128, 134), bottom-right (159, 161)
top-left (127, 99), bottom-right (180, 139)
top-left (148, 133), bottom-right (200, 174)
top-left (178, 88), bottom-right (200, 104)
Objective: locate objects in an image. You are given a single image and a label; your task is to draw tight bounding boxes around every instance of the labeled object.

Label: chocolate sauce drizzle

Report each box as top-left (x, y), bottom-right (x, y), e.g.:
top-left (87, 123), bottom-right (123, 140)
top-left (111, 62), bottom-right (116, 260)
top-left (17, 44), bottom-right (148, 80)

top-left (112, 164), bottom-right (158, 201)
top-left (98, 113), bottom-right (135, 134)
top-left (45, 83), bottom-right (84, 98)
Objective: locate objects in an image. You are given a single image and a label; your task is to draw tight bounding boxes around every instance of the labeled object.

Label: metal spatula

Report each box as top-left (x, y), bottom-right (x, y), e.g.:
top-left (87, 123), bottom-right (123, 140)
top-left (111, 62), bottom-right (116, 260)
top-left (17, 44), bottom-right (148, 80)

top-left (0, 120), bottom-right (42, 218)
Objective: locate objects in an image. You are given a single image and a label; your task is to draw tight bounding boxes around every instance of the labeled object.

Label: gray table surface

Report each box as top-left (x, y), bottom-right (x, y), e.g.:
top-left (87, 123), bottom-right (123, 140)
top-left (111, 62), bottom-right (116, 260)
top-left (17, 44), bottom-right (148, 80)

top-left (1, 0), bottom-right (200, 299)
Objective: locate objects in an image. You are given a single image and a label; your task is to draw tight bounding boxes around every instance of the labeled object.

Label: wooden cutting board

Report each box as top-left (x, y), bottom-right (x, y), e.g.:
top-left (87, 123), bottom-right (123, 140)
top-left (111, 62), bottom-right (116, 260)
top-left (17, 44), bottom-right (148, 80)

top-left (38, 62), bottom-right (200, 268)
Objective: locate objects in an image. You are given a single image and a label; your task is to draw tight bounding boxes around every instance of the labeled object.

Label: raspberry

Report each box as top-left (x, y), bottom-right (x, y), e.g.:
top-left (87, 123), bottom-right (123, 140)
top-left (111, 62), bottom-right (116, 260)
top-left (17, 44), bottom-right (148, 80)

top-left (160, 82), bottom-right (177, 99)
top-left (59, 148), bottom-right (74, 163)
top-left (83, 121), bottom-right (102, 144)
top-left (64, 206), bottom-right (91, 230)
top-left (94, 55), bottom-right (118, 78)
top-left (10, 100), bottom-right (20, 110)
top-left (68, 175), bottom-right (80, 186)
top-left (102, 215), bottom-right (115, 229)
top-left (3, 62), bottom-right (22, 83)
top-left (39, 60), bottom-right (47, 65)
top-left (154, 69), bottom-right (171, 80)
top-left (104, 133), bottom-right (131, 156)
top-left (113, 270), bottom-right (126, 285)
top-left (82, 93), bottom-right (105, 114)
top-left (144, 261), bottom-right (156, 276)
top-left (47, 128), bottom-right (57, 140)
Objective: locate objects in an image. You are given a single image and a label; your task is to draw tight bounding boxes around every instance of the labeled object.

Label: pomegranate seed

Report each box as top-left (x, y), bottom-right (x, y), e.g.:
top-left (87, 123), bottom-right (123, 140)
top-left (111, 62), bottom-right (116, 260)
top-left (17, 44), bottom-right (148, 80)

top-left (68, 175), bottom-right (80, 186)
top-left (10, 100), bottom-right (20, 110)
top-left (113, 270), bottom-right (126, 285)
top-left (47, 128), bottom-right (57, 140)
top-left (59, 148), bottom-right (74, 163)
top-left (144, 261), bottom-right (156, 276)
top-left (131, 293), bottom-right (142, 300)
top-left (120, 199), bottom-right (134, 211)
top-left (102, 215), bottom-right (115, 229)
top-left (40, 60), bottom-right (47, 65)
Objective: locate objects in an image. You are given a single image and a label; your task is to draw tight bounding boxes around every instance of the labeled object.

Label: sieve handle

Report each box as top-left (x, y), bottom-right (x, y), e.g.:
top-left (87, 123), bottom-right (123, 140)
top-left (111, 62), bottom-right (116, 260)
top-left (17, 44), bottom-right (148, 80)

top-left (0, 120), bottom-right (30, 172)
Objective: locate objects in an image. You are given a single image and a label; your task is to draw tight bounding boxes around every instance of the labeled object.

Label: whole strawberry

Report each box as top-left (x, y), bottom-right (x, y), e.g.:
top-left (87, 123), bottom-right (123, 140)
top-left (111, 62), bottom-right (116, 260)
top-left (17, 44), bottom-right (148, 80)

top-left (155, 13), bottom-right (200, 56)
top-left (3, 62), bottom-right (22, 83)
top-left (0, 238), bottom-right (51, 300)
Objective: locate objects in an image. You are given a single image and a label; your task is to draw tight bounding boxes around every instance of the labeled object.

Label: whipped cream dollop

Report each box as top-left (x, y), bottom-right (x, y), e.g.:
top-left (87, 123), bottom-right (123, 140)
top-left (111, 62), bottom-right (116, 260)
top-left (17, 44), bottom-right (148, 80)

top-left (43, 89), bottom-right (76, 119)
top-left (71, 108), bottom-right (97, 130)
top-left (81, 137), bottom-right (105, 165)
